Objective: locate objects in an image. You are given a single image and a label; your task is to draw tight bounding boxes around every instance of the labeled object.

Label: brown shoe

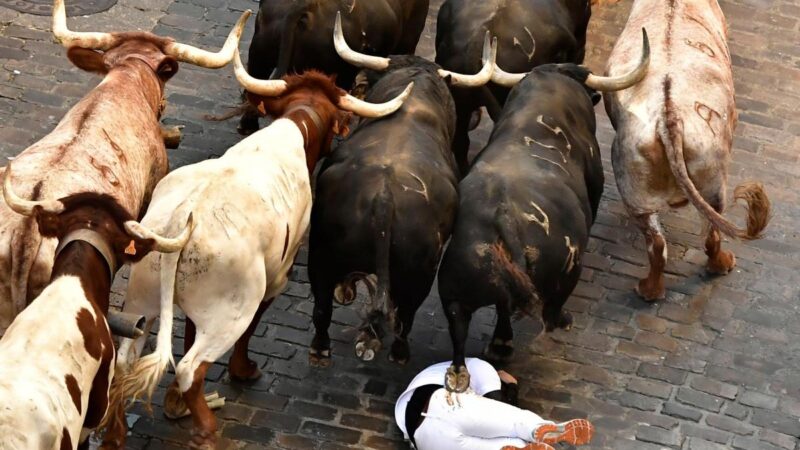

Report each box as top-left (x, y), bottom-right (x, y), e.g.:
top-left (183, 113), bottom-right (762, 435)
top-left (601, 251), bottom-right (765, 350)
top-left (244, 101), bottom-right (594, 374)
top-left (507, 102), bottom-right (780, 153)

top-left (534, 419), bottom-right (594, 445)
top-left (501, 444), bottom-right (555, 450)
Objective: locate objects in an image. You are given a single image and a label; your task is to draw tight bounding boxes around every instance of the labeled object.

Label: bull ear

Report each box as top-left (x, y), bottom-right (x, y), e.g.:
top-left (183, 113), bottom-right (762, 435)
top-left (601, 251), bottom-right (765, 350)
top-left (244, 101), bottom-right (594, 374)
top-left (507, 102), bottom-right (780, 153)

top-left (156, 56), bottom-right (179, 82)
top-left (333, 112), bottom-right (351, 137)
top-left (67, 47), bottom-right (108, 74)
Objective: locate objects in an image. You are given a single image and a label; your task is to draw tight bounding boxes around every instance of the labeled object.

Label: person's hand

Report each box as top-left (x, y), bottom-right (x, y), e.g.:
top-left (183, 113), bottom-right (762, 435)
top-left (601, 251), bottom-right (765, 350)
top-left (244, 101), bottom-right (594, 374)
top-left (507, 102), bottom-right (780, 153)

top-left (497, 370), bottom-right (517, 385)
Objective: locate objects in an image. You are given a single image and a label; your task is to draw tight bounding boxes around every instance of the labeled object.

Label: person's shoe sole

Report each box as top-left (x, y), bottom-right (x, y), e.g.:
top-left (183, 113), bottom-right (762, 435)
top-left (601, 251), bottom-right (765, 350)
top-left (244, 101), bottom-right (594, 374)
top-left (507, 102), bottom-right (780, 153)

top-left (534, 419), bottom-right (594, 445)
top-left (501, 444), bottom-right (555, 450)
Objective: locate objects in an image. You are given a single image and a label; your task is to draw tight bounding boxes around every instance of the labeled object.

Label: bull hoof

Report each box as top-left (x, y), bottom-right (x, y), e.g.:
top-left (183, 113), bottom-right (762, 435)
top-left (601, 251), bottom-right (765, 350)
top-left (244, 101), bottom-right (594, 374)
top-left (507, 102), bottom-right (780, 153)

top-left (483, 338), bottom-right (515, 363)
top-left (308, 348), bottom-right (332, 368)
top-left (189, 428), bottom-right (216, 450)
top-left (707, 250), bottom-right (736, 275)
top-left (229, 359), bottom-right (262, 382)
top-left (388, 340), bottom-right (409, 365)
top-left (333, 283), bottom-right (356, 305)
top-left (355, 338), bottom-right (382, 362)
top-left (164, 390), bottom-right (224, 420)
top-left (636, 277), bottom-right (665, 302)
top-left (444, 365), bottom-right (470, 393)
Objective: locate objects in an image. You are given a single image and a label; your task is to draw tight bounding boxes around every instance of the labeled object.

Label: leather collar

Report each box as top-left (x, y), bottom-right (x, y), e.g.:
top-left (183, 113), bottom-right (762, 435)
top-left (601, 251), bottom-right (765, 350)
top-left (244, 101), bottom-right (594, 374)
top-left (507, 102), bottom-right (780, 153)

top-left (286, 104), bottom-right (325, 147)
top-left (55, 229), bottom-right (117, 282)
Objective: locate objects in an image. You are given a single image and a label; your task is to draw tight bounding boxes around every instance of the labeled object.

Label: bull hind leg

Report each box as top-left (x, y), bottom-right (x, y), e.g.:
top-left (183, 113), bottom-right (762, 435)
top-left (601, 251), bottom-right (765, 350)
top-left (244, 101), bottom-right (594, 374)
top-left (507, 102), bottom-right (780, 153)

top-left (388, 289), bottom-right (427, 365)
top-left (635, 213), bottom-right (667, 301)
top-left (170, 310), bottom-right (257, 448)
top-left (443, 298), bottom-right (473, 393)
top-left (309, 276), bottom-right (336, 367)
top-left (484, 301), bottom-right (515, 363)
top-left (229, 299), bottom-right (272, 381)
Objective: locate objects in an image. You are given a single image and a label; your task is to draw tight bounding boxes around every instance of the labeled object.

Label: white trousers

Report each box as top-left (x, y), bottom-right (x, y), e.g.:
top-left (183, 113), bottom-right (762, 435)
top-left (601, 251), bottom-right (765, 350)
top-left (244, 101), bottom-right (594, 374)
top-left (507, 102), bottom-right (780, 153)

top-left (412, 389), bottom-right (553, 450)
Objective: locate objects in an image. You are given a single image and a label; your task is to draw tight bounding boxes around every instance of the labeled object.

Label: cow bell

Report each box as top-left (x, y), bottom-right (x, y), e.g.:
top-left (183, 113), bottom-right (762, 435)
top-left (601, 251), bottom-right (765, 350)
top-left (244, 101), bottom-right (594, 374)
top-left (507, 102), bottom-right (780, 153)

top-left (107, 311), bottom-right (146, 339)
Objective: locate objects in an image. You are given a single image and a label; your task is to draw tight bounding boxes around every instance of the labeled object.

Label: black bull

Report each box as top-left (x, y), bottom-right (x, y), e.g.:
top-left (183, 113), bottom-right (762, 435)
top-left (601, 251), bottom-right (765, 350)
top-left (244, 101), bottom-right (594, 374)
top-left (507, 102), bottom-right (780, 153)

top-left (309, 56), bottom-right (459, 366)
top-left (435, 0), bottom-right (592, 175)
top-left (240, 0), bottom-right (430, 133)
top-left (437, 65), bottom-right (604, 392)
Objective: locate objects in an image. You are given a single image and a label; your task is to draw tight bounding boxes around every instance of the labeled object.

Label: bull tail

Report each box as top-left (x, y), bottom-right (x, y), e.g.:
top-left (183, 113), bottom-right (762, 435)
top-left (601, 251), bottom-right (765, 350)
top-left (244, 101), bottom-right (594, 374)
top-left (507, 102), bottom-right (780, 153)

top-left (490, 205), bottom-right (540, 317)
top-left (371, 183), bottom-right (394, 325)
top-left (106, 213), bottom-right (192, 415)
top-left (660, 77), bottom-right (770, 240)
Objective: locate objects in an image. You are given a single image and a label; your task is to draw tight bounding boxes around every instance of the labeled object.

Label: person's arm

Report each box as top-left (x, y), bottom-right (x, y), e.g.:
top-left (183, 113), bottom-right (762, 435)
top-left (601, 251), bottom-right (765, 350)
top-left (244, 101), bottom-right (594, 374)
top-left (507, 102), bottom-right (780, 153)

top-left (482, 370), bottom-right (519, 405)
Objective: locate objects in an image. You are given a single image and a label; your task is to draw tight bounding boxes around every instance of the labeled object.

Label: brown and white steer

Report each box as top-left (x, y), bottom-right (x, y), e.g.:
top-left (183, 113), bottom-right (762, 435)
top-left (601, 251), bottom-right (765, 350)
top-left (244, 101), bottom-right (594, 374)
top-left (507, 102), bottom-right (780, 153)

top-left (603, 0), bottom-right (770, 301)
top-left (108, 50), bottom-right (413, 448)
top-left (0, 0), bottom-right (251, 333)
top-left (0, 170), bottom-right (192, 449)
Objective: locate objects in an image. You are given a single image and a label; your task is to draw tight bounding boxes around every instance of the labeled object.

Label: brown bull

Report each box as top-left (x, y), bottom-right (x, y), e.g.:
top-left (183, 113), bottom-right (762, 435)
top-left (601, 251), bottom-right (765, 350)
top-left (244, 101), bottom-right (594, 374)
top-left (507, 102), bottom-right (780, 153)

top-left (0, 0), bottom-right (250, 332)
top-left (603, 0), bottom-right (770, 301)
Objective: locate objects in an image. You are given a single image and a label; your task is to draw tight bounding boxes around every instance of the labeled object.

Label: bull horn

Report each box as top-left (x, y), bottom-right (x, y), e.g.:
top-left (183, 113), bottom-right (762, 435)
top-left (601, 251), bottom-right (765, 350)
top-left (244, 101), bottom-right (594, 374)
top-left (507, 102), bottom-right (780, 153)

top-left (586, 28), bottom-right (650, 91)
top-left (339, 82), bottom-right (414, 118)
top-left (164, 10), bottom-right (252, 69)
top-left (234, 48), bottom-right (288, 96)
top-left (438, 32), bottom-right (497, 87)
top-left (2, 167), bottom-right (65, 217)
top-left (334, 11), bottom-right (390, 71)
top-left (124, 213), bottom-right (195, 254)
top-left (491, 63), bottom-right (528, 88)
top-left (52, 0), bottom-right (118, 50)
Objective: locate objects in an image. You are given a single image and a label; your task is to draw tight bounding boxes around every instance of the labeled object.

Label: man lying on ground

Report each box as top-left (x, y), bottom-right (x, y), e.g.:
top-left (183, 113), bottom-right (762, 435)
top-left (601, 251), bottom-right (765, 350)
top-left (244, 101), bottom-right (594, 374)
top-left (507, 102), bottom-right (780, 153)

top-left (395, 358), bottom-right (594, 450)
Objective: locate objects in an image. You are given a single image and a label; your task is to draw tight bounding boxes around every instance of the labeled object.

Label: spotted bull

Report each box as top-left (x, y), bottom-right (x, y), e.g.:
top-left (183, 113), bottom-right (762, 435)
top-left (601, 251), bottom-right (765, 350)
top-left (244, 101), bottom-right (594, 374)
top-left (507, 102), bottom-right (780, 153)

top-left (0, 0), bottom-right (250, 335)
top-left (108, 46), bottom-right (412, 448)
top-left (603, 0), bottom-right (770, 301)
top-left (238, 0), bottom-right (429, 134)
top-left (435, 0), bottom-right (594, 175)
top-left (0, 171), bottom-right (192, 449)
top-left (437, 32), bottom-right (650, 392)
top-left (307, 13), bottom-right (495, 366)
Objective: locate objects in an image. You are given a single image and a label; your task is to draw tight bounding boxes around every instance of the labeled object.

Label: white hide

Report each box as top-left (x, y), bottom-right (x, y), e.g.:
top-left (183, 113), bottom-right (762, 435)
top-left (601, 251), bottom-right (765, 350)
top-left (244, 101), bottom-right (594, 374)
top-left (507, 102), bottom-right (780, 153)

top-left (118, 119), bottom-right (310, 392)
top-left (604, 0), bottom-right (735, 216)
top-left (0, 67), bottom-right (169, 333)
top-left (0, 276), bottom-right (112, 449)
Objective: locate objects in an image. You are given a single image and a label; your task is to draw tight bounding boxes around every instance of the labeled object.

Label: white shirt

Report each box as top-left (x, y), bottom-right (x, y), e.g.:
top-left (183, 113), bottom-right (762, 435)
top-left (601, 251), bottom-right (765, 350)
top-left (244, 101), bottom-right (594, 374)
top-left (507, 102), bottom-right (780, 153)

top-left (394, 358), bottom-right (501, 439)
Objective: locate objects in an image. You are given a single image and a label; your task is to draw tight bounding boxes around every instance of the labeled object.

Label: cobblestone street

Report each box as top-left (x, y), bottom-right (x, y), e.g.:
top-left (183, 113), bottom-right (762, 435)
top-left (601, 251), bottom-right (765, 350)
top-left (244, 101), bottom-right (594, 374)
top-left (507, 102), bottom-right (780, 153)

top-left (1, 0), bottom-right (799, 449)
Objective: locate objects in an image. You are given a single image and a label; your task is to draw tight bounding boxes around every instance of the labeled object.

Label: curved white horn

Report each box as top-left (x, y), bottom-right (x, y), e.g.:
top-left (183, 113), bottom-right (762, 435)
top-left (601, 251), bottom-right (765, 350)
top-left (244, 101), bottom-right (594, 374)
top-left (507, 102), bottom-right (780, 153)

top-left (2, 166), bottom-right (65, 217)
top-left (491, 63), bottom-right (528, 88)
top-left (438, 32), bottom-right (497, 87)
top-left (334, 11), bottom-right (390, 71)
top-left (234, 48), bottom-right (288, 96)
top-left (586, 28), bottom-right (650, 91)
top-left (124, 213), bottom-right (195, 254)
top-left (52, 0), bottom-right (117, 50)
top-left (339, 82), bottom-right (413, 118)
top-left (164, 10), bottom-right (252, 69)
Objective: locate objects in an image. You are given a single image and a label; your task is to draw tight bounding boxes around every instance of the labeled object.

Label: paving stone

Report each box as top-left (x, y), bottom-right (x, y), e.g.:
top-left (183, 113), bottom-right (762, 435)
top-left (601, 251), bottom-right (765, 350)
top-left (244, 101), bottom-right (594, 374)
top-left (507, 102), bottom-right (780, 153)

top-left (636, 424), bottom-right (680, 447)
top-left (662, 401), bottom-right (703, 422)
top-left (690, 377), bottom-right (739, 401)
top-left (740, 391), bottom-right (779, 410)
top-left (751, 408), bottom-right (800, 437)
top-left (300, 421), bottom-right (362, 445)
top-left (677, 388), bottom-right (725, 413)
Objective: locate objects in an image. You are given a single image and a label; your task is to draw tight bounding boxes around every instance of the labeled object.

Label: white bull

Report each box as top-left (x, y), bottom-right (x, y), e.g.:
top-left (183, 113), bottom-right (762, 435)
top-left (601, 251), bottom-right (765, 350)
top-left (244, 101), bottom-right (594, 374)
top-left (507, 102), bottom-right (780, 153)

top-left (603, 0), bottom-right (770, 301)
top-left (110, 49), bottom-right (413, 448)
